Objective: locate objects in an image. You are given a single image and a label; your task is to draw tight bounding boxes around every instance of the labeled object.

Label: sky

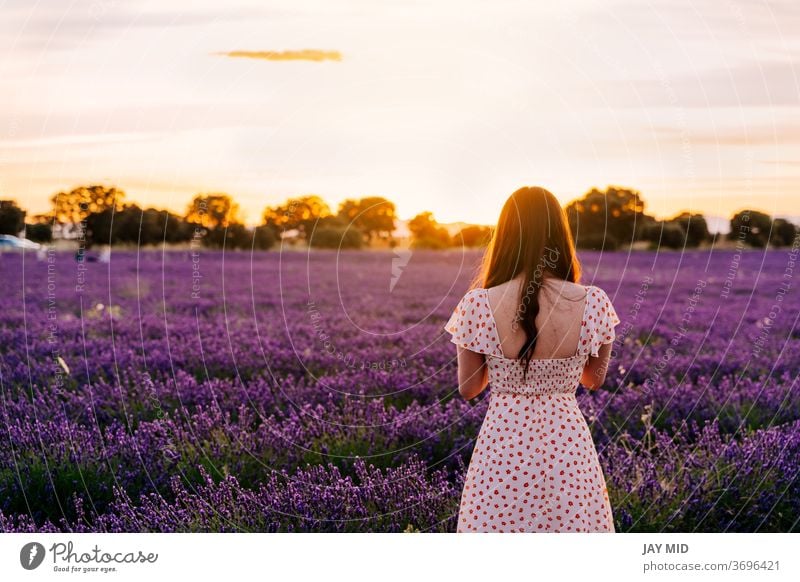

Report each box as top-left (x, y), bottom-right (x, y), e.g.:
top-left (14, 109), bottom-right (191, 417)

top-left (1, 0), bottom-right (799, 228)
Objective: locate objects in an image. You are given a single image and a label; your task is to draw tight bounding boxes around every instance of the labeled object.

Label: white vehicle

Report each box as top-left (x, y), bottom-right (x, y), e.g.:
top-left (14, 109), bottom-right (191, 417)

top-left (0, 234), bottom-right (42, 251)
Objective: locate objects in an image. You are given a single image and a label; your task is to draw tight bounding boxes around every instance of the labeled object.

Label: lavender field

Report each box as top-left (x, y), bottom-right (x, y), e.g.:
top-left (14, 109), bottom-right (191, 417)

top-left (1, 248), bottom-right (798, 532)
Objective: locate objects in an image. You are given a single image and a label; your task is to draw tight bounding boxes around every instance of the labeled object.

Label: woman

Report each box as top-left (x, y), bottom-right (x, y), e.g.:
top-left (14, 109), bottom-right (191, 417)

top-left (444, 186), bottom-right (620, 533)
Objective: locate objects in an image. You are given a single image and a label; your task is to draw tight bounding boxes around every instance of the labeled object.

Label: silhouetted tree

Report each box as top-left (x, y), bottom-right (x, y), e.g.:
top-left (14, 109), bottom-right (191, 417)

top-left (158, 210), bottom-right (194, 244)
top-left (670, 212), bottom-right (709, 247)
top-left (0, 200), bottom-right (26, 235)
top-left (253, 225), bottom-right (278, 250)
top-left (51, 185), bottom-right (125, 225)
top-left (453, 225), bottom-right (492, 248)
top-left (771, 218), bottom-right (798, 247)
top-left (88, 205), bottom-right (139, 246)
top-left (202, 223), bottom-right (244, 249)
top-left (316, 214), bottom-right (347, 229)
top-left (85, 205), bottom-right (193, 247)
top-left (337, 197), bottom-right (396, 242)
top-left (642, 212), bottom-right (709, 249)
top-left (263, 195), bottom-right (331, 239)
top-left (25, 223), bottom-right (53, 243)
top-left (642, 221), bottom-right (686, 249)
top-left (308, 225), bottom-right (364, 249)
top-left (185, 194), bottom-right (241, 229)
top-left (565, 186), bottom-right (650, 250)
top-left (729, 210), bottom-right (772, 247)
top-left (408, 212), bottom-right (451, 249)
top-left (199, 224), bottom-right (278, 250)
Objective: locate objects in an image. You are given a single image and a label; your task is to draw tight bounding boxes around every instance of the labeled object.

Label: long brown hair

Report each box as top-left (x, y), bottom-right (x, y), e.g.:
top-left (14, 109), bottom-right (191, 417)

top-left (472, 186), bottom-right (581, 377)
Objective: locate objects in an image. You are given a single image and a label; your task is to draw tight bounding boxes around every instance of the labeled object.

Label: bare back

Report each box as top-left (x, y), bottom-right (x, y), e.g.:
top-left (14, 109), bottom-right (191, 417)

top-left (486, 276), bottom-right (587, 360)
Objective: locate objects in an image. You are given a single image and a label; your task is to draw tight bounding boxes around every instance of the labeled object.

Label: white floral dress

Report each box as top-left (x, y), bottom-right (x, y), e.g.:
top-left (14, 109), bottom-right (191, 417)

top-left (444, 284), bottom-right (620, 532)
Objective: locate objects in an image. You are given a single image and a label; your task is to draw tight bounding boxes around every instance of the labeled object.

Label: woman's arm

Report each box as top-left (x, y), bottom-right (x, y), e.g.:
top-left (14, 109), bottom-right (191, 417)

top-left (456, 346), bottom-right (489, 400)
top-left (580, 342), bottom-right (613, 390)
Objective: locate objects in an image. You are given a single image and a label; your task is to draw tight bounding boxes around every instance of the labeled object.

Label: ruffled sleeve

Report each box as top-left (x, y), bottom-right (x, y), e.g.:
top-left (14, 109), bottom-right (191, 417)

top-left (443, 289), bottom-right (496, 356)
top-left (587, 286), bottom-right (621, 357)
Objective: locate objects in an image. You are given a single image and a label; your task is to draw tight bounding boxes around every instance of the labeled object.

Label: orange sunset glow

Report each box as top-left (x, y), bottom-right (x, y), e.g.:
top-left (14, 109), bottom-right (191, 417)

top-left (1, 0), bottom-right (799, 228)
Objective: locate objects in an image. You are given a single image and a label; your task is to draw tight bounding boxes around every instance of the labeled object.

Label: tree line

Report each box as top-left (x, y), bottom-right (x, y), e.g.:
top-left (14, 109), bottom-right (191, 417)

top-left (562, 186), bottom-right (797, 250)
top-left (0, 187), bottom-right (398, 250)
top-left (0, 184), bottom-right (796, 250)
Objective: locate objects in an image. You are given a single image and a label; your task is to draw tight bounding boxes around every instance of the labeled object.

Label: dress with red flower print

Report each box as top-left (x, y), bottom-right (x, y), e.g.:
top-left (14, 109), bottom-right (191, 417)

top-left (444, 284), bottom-right (620, 533)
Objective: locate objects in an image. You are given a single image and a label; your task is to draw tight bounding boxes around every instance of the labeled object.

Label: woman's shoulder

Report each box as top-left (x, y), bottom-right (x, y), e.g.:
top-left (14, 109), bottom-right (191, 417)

top-left (444, 287), bottom-right (498, 356)
top-left (582, 284), bottom-right (619, 326)
top-left (459, 286), bottom-right (487, 301)
top-left (541, 277), bottom-right (587, 301)
top-left (581, 283), bottom-right (621, 354)
top-left (450, 287), bottom-right (489, 313)
top-left (582, 283), bottom-right (613, 301)
top-left (484, 276), bottom-right (524, 298)
top-left (556, 278), bottom-right (588, 293)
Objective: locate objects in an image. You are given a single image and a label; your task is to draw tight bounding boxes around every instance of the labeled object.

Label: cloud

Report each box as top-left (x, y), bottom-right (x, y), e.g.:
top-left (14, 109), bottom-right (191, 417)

top-left (217, 49), bottom-right (342, 62)
top-left (652, 122), bottom-right (800, 146)
top-left (598, 60), bottom-right (800, 109)
top-left (1, 1), bottom-right (279, 53)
